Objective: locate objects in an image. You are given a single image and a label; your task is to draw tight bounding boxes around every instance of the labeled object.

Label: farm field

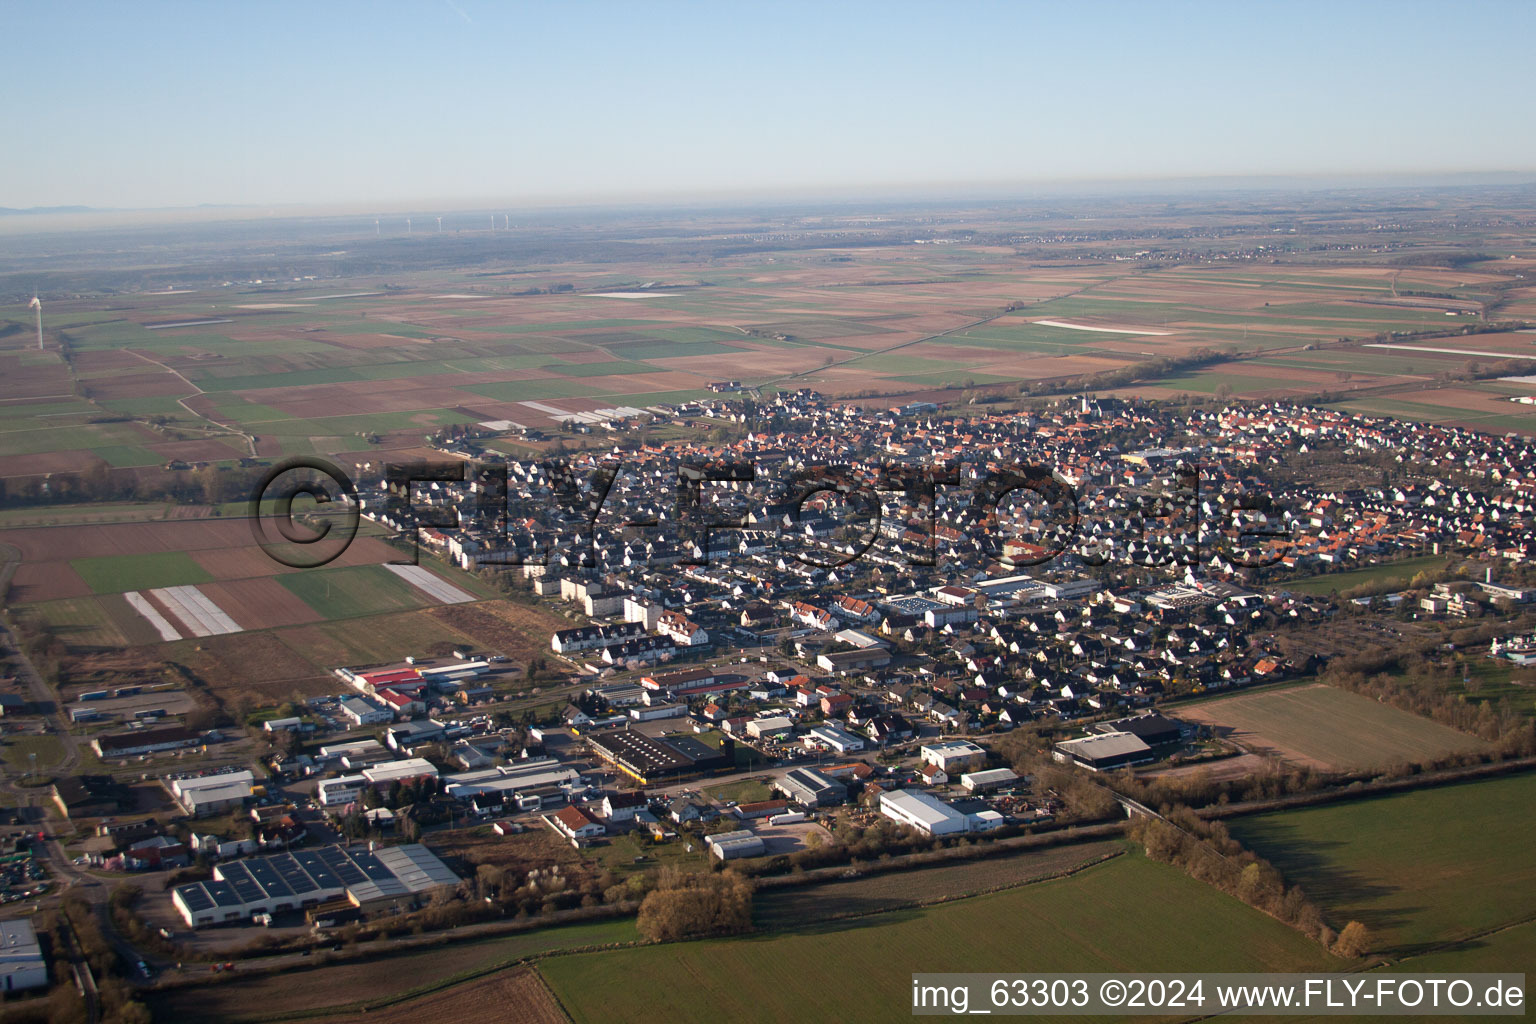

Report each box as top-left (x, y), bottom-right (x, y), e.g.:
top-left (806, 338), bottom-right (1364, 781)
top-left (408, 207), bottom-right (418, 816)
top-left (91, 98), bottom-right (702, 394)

top-left (1277, 554), bottom-right (1452, 595)
top-left (1176, 682), bottom-right (1486, 771)
top-left (1392, 918), bottom-right (1536, 976)
top-left (1326, 386), bottom-right (1536, 435)
top-left (753, 839), bottom-right (1124, 930)
top-left (4, 258), bottom-right (1529, 477)
top-left (71, 550), bottom-right (214, 594)
top-left (1228, 771), bottom-right (1536, 956)
top-left (147, 917), bottom-right (637, 1024)
top-left (303, 968), bottom-right (567, 1024)
top-left (276, 564), bottom-right (430, 620)
top-left (541, 852), bottom-right (1339, 1024)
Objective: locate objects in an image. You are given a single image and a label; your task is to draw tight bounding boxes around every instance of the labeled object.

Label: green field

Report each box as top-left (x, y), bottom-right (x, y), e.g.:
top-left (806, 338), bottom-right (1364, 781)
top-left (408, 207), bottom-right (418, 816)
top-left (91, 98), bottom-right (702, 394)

top-left (1228, 772), bottom-right (1536, 957)
top-left (70, 550), bottom-right (214, 594)
top-left (541, 852), bottom-right (1338, 1024)
top-left (1180, 682), bottom-right (1486, 771)
top-left (274, 608), bottom-right (480, 664)
top-left (23, 596), bottom-right (127, 647)
top-left (1326, 394), bottom-right (1536, 435)
top-left (1393, 918), bottom-right (1536, 974)
top-left (0, 733), bottom-right (65, 771)
top-left (702, 778), bottom-right (774, 804)
top-left (1279, 554), bottom-right (1452, 595)
top-left (276, 564), bottom-right (428, 619)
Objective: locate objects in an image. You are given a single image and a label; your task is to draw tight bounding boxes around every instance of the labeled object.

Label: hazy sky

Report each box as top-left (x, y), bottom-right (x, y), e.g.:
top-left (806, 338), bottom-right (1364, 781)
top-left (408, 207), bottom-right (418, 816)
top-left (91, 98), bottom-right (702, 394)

top-left (9, 0), bottom-right (1535, 209)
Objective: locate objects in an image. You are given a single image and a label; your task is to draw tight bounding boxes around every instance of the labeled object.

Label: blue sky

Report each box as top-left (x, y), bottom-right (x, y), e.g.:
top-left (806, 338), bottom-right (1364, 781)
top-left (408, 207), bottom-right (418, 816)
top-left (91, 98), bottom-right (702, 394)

top-left (8, 1), bottom-right (1535, 209)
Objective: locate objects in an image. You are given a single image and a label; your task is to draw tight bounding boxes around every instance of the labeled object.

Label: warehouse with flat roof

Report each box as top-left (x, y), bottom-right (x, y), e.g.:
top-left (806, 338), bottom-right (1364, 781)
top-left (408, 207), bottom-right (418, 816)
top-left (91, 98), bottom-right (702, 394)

top-left (587, 730), bottom-right (733, 785)
top-left (171, 843), bottom-right (460, 928)
top-left (1053, 731), bottom-right (1154, 771)
top-left (960, 767), bottom-right (1019, 793)
top-left (773, 767), bottom-right (848, 807)
top-left (880, 789), bottom-right (968, 836)
top-left (1091, 712), bottom-right (1185, 747)
top-left (0, 919), bottom-right (47, 992)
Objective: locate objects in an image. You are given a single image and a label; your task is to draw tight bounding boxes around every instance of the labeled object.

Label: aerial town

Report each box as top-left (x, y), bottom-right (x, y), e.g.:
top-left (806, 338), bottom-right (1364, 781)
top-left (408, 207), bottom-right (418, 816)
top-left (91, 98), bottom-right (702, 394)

top-left (5, 4), bottom-right (1536, 1019)
top-left (3, 378), bottom-right (1534, 1020)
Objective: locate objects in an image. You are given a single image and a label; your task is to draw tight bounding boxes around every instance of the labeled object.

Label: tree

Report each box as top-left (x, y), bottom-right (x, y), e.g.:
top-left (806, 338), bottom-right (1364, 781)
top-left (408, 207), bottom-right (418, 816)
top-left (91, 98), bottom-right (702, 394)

top-left (1332, 920), bottom-right (1371, 958)
top-left (81, 457), bottom-right (114, 501)
top-left (194, 465), bottom-right (228, 505)
top-left (635, 869), bottom-right (754, 942)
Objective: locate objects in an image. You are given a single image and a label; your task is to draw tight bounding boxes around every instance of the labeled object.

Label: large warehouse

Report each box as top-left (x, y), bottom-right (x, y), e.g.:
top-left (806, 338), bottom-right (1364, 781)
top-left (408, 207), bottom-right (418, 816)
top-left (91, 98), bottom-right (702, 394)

top-left (773, 767), bottom-right (848, 807)
top-left (586, 730), bottom-right (733, 785)
top-left (1052, 731), bottom-right (1154, 771)
top-left (880, 789), bottom-right (969, 836)
top-left (1091, 712), bottom-right (1186, 748)
top-left (171, 844), bottom-right (460, 928)
top-left (441, 757), bottom-right (582, 803)
top-left (0, 919), bottom-right (47, 992)
top-left (169, 770), bottom-right (255, 817)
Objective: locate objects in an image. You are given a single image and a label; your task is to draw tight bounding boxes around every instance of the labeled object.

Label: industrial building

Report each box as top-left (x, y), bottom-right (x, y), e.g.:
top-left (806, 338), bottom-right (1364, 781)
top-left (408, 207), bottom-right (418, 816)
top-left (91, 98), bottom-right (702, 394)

top-left (746, 715), bottom-right (794, 739)
top-left (919, 740), bottom-right (987, 774)
top-left (171, 843), bottom-right (459, 928)
top-left (341, 696), bottom-right (393, 726)
top-left (805, 724), bottom-right (866, 753)
top-left (170, 770), bottom-right (255, 816)
top-left (0, 919), bottom-right (47, 992)
top-left (441, 757), bottom-right (582, 807)
top-left (707, 829), bottom-right (766, 860)
top-left (317, 774), bottom-right (368, 807)
top-left (880, 789), bottom-right (969, 836)
top-left (1053, 731), bottom-right (1154, 771)
top-left (629, 702), bottom-right (687, 722)
top-left (773, 767), bottom-right (847, 807)
top-left (361, 758), bottom-right (439, 789)
top-left (960, 767), bottom-right (1019, 793)
top-left (92, 725), bottom-right (201, 758)
top-left (51, 775), bottom-right (132, 818)
top-left (1090, 712), bottom-right (1186, 748)
top-left (816, 647), bottom-right (893, 675)
top-left (586, 731), bottom-right (733, 785)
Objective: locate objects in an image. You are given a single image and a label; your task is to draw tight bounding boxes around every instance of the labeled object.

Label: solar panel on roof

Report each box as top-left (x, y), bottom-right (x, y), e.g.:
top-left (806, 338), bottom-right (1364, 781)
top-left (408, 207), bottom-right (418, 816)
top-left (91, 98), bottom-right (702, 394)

top-left (272, 855), bottom-right (319, 894)
top-left (220, 865), bottom-right (264, 903)
top-left (324, 849), bottom-right (369, 885)
top-left (176, 883), bottom-right (214, 912)
top-left (205, 880), bottom-right (244, 908)
top-left (246, 859), bottom-right (295, 899)
top-left (348, 848), bottom-right (396, 882)
top-left (292, 850), bottom-right (342, 889)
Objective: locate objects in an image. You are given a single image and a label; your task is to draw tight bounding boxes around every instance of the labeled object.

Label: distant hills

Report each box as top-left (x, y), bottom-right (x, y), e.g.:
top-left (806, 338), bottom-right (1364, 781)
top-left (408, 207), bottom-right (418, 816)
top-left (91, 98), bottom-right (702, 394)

top-left (0, 205), bottom-right (98, 216)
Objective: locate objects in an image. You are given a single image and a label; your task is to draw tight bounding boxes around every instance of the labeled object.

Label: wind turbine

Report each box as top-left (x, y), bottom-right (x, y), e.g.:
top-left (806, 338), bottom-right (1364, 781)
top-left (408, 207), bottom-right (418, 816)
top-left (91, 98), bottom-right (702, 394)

top-left (489, 215), bottom-right (495, 230)
top-left (28, 296), bottom-right (42, 350)
top-left (374, 218), bottom-right (380, 236)
top-left (406, 217), bottom-right (412, 234)
top-left (504, 214), bottom-right (509, 229)
top-left (436, 216), bottom-right (442, 232)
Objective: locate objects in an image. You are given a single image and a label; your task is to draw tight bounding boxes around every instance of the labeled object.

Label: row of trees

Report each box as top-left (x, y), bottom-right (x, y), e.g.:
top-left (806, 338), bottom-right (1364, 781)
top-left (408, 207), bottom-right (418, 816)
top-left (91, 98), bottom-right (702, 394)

top-left (0, 460), bottom-right (246, 509)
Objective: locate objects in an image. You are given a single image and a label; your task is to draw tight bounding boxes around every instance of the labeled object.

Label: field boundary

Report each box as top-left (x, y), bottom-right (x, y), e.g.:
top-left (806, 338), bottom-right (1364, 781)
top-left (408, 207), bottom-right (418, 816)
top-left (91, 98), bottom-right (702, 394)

top-left (151, 842), bottom-right (1128, 1023)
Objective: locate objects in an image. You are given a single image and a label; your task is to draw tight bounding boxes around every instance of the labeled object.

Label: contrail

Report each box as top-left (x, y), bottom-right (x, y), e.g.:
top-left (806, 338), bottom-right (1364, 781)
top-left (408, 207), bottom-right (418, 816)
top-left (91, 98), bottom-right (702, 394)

top-left (444, 0), bottom-right (473, 24)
